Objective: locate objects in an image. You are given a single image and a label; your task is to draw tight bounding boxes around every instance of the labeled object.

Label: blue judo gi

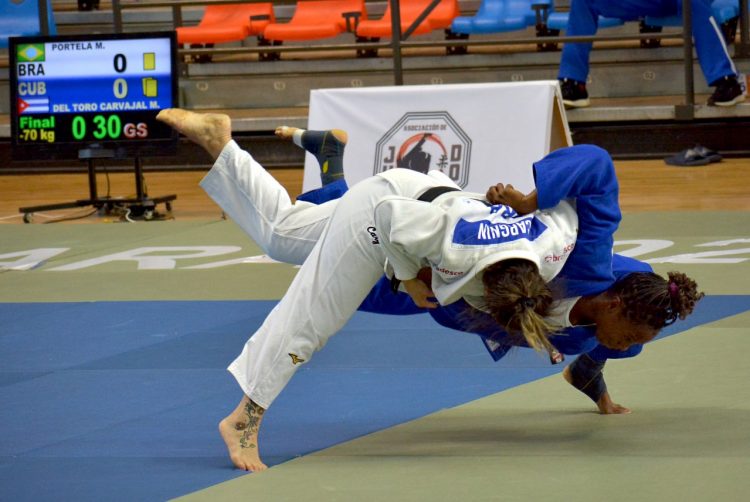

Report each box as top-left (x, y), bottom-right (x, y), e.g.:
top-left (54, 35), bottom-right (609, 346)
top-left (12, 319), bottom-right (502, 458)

top-left (558, 0), bottom-right (737, 86)
top-left (299, 144), bottom-right (645, 366)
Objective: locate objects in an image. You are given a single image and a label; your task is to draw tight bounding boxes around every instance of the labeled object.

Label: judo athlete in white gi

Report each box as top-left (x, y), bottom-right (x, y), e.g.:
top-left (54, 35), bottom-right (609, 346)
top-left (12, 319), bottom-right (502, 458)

top-left (278, 127), bottom-right (704, 416)
top-left (279, 127), bottom-right (704, 416)
top-left (157, 109), bottom-right (615, 472)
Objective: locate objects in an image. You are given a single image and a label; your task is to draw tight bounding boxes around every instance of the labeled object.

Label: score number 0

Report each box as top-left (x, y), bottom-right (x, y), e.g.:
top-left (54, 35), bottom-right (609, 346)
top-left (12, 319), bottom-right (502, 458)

top-left (113, 53), bottom-right (128, 99)
top-left (69, 54), bottom-right (127, 140)
top-left (70, 54), bottom-right (148, 140)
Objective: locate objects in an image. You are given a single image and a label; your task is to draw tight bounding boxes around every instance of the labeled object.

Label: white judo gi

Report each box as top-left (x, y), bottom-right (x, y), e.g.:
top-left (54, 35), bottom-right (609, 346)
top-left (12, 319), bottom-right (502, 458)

top-left (201, 140), bottom-right (578, 409)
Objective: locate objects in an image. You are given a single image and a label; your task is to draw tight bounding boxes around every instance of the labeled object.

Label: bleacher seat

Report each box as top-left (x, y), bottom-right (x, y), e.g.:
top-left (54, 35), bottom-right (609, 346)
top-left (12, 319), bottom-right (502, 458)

top-left (1, 0), bottom-right (57, 49)
top-left (451, 0), bottom-right (535, 35)
top-left (356, 0), bottom-right (459, 38)
top-left (536, 1), bottom-right (624, 51)
top-left (644, 0), bottom-right (741, 45)
top-left (354, 0), bottom-right (460, 56)
top-left (176, 3), bottom-right (275, 46)
top-left (544, 10), bottom-right (624, 32)
top-left (262, 0), bottom-right (367, 42)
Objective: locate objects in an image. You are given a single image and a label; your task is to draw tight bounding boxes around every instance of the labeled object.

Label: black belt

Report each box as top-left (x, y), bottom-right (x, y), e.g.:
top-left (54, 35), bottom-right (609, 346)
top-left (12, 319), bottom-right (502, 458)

top-left (390, 185), bottom-right (459, 295)
top-left (421, 186), bottom-right (492, 207)
top-left (418, 185), bottom-right (460, 202)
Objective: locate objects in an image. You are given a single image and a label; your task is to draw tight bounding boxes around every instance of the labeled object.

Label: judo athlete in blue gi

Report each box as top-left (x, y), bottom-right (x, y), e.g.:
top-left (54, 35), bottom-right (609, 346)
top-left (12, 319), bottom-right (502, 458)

top-left (281, 125), bottom-right (704, 416)
top-left (157, 110), bottom-right (702, 471)
top-left (558, 0), bottom-right (744, 107)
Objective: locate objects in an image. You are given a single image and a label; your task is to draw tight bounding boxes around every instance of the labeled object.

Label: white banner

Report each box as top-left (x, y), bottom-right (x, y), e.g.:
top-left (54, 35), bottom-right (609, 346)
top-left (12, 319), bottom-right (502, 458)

top-left (304, 81), bottom-right (571, 194)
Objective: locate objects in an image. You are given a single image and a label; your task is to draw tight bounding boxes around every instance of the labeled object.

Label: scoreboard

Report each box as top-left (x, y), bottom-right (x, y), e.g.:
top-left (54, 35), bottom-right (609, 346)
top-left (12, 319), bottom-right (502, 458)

top-left (9, 32), bottom-right (179, 160)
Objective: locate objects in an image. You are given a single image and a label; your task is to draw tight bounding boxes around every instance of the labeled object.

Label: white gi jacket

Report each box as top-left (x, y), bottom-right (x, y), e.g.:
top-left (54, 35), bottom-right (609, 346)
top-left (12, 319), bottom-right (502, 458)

top-left (374, 169), bottom-right (579, 311)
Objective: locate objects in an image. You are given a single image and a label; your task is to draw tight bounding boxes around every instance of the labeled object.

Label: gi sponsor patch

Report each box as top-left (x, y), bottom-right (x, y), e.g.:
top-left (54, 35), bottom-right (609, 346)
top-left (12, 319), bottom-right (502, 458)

top-left (366, 226), bottom-right (380, 244)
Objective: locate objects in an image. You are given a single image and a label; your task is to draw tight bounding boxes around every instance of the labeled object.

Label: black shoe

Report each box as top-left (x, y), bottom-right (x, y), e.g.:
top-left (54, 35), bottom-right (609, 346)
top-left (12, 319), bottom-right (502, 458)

top-left (559, 78), bottom-right (590, 108)
top-left (708, 75), bottom-right (745, 107)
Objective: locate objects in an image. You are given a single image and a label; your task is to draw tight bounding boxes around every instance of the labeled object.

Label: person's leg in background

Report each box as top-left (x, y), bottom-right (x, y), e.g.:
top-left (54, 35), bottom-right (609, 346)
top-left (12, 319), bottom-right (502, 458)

top-left (557, 0), bottom-right (600, 108)
top-left (558, 0), bottom-right (744, 107)
top-left (558, 0), bottom-right (674, 108)
top-left (689, 0), bottom-right (744, 106)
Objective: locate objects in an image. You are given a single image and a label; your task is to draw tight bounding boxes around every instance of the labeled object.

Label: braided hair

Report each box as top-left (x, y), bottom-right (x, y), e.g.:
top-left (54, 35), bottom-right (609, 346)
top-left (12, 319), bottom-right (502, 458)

top-left (481, 259), bottom-right (556, 353)
top-left (611, 271), bottom-right (704, 329)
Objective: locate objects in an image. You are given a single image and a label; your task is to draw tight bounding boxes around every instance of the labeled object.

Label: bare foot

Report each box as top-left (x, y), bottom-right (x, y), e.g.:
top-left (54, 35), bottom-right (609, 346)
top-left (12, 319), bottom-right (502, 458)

top-left (330, 129), bottom-right (348, 145)
top-left (274, 126), bottom-right (348, 145)
top-left (218, 396), bottom-right (268, 472)
top-left (156, 108), bottom-right (232, 159)
top-left (274, 125), bottom-right (300, 140)
top-left (595, 392), bottom-right (631, 415)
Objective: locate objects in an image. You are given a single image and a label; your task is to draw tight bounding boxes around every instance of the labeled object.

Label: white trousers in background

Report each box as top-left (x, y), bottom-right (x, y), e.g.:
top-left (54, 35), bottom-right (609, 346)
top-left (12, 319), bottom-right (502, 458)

top-left (200, 141), bottom-right (443, 409)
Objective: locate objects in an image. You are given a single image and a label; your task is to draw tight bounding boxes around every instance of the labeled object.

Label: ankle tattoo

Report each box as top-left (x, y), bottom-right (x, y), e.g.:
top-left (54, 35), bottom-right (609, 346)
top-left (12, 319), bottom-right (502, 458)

top-left (238, 399), bottom-right (265, 449)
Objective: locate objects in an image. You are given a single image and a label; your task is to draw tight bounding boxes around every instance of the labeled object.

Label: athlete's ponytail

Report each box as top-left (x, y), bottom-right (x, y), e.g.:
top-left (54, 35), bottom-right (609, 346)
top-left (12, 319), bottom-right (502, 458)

top-left (612, 270), bottom-right (704, 329)
top-left (481, 259), bottom-right (556, 353)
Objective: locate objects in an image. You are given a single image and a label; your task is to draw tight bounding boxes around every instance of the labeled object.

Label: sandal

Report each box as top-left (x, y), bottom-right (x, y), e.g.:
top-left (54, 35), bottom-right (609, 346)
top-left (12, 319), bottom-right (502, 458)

top-left (692, 144), bottom-right (722, 163)
top-left (664, 146), bottom-right (712, 166)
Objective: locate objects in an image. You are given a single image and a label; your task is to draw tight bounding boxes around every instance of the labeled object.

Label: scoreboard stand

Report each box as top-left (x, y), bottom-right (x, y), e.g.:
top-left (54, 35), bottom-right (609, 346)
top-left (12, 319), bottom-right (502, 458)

top-left (19, 148), bottom-right (176, 223)
top-left (9, 31), bottom-right (181, 223)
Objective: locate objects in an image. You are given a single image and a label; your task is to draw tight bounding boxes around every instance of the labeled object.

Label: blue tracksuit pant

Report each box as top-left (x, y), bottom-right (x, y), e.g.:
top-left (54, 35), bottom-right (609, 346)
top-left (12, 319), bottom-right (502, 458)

top-left (558, 0), bottom-right (737, 86)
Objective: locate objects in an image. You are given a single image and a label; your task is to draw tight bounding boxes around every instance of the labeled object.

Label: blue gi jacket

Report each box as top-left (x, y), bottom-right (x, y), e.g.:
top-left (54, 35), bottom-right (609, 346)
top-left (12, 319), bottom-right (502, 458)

top-left (305, 144), bottom-right (645, 363)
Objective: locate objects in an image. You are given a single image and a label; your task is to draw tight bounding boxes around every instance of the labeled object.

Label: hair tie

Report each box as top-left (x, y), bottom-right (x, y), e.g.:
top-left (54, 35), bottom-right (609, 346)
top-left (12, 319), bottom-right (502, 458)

top-left (664, 282), bottom-right (680, 327)
top-left (668, 282), bottom-right (679, 299)
top-left (514, 297), bottom-right (536, 313)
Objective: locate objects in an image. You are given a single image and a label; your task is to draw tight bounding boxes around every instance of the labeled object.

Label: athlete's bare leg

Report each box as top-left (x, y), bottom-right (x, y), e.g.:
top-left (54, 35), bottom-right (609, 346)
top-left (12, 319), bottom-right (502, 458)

top-left (218, 395), bottom-right (268, 471)
top-left (156, 108), bottom-right (232, 160)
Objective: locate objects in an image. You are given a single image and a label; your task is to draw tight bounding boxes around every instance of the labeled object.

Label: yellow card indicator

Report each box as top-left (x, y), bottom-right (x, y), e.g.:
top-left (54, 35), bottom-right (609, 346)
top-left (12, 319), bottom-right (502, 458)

top-left (143, 52), bottom-right (155, 71)
top-left (142, 78), bottom-right (158, 97)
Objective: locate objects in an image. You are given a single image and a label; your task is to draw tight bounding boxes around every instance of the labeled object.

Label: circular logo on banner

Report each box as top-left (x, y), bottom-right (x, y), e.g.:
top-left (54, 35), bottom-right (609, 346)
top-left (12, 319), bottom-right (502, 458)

top-left (373, 112), bottom-right (472, 188)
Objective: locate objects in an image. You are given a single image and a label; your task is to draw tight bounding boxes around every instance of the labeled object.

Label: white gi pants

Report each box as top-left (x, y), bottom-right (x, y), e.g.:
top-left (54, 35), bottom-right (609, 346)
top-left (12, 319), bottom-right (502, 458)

top-left (200, 140), bottom-right (446, 409)
top-left (200, 141), bottom-right (334, 265)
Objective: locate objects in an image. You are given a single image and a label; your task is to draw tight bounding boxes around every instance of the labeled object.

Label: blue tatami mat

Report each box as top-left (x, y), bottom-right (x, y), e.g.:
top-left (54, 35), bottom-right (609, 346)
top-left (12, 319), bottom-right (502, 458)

top-left (1, 297), bottom-right (748, 501)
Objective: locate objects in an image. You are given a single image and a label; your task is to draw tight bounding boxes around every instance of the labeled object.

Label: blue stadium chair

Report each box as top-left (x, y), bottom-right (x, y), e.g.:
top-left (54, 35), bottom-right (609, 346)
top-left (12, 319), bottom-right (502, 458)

top-left (545, 13), bottom-right (624, 31)
top-left (533, 1), bottom-right (624, 51)
top-left (451, 0), bottom-right (536, 35)
top-left (644, 0), bottom-right (741, 45)
top-left (0, 0), bottom-right (57, 49)
top-left (544, 6), bottom-right (625, 33)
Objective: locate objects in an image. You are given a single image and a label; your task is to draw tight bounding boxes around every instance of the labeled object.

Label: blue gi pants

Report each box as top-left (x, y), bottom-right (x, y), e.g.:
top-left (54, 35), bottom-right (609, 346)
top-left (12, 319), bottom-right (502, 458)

top-left (558, 0), bottom-right (737, 86)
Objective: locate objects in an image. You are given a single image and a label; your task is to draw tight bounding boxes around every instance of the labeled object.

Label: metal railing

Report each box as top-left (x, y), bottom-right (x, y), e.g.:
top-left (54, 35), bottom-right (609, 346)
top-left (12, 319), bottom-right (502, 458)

top-left (680, 0), bottom-right (695, 118)
top-left (741, 0), bottom-right (750, 55)
top-left (107, 0), bottom-right (750, 119)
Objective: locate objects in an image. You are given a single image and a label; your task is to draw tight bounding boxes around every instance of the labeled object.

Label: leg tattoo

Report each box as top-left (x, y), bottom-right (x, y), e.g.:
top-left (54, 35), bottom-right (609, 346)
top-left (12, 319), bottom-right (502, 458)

top-left (219, 396), bottom-right (268, 471)
top-left (238, 399), bottom-right (265, 449)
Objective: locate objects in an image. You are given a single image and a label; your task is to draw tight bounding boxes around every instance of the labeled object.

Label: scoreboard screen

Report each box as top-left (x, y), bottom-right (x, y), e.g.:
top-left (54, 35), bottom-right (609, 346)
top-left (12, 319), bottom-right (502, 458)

top-left (9, 31), bottom-right (179, 161)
